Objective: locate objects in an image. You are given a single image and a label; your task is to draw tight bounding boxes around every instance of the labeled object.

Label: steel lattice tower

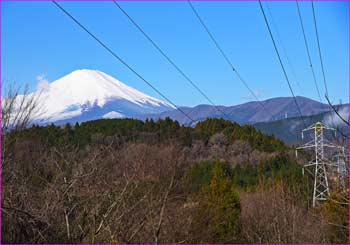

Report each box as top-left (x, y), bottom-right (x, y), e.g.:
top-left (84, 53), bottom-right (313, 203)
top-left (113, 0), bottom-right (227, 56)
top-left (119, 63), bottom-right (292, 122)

top-left (296, 122), bottom-right (340, 207)
top-left (332, 151), bottom-right (347, 188)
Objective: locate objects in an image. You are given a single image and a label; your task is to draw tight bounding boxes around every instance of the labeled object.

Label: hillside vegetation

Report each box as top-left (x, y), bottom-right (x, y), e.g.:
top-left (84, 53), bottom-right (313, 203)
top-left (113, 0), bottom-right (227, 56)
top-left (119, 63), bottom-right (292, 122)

top-left (2, 118), bottom-right (348, 243)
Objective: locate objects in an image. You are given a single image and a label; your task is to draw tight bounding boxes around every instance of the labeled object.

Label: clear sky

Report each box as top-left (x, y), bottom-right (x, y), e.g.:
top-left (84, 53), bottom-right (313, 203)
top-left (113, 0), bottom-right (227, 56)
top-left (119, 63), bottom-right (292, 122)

top-left (2, 1), bottom-right (349, 107)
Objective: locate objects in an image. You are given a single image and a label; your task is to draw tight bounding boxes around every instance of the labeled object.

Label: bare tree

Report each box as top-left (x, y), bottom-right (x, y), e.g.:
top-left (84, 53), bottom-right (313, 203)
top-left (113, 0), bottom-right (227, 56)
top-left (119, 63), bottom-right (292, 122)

top-left (2, 82), bottom-right (42, 178)
top-left (2, 82), bottom-right (42, 132)
top-left (241, 182), bottom-right (328, 243)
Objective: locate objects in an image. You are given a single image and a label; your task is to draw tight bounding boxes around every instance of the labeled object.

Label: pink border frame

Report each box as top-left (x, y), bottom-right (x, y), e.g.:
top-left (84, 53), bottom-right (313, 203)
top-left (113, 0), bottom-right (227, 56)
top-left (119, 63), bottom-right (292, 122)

top-left (0, 0), bottom-right (349, 244)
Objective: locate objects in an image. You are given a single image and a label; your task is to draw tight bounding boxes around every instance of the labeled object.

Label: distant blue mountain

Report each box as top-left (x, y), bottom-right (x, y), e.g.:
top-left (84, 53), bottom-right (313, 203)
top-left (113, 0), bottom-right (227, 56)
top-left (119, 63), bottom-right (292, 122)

top-left (139, 96), bottom-right (334, 125)
top-left (254, 105), bottom-right (348, 144)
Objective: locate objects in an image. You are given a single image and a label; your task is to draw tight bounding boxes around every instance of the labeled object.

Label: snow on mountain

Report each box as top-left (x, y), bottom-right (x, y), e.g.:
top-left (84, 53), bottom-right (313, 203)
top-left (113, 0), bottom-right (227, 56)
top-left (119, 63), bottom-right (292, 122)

top-left (102, 111), bottom-right (125, 119)
top-left (32, 69), bottom-right (174, 124)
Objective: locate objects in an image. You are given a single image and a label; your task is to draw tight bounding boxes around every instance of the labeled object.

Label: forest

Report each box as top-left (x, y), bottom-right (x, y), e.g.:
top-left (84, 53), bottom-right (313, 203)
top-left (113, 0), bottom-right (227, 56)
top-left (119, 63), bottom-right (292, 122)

top-left (2, 116), bottom-right (348, 243)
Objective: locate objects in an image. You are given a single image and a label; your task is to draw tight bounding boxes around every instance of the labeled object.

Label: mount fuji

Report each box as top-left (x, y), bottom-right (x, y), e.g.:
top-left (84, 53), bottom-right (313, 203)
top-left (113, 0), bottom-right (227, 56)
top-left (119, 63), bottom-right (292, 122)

top-left (33, 69), bottom-right (174, 124)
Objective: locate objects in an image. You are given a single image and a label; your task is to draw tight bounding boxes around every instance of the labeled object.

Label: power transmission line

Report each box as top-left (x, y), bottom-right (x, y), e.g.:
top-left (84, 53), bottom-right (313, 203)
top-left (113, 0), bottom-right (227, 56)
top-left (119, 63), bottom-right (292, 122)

top-left (52, 1), bottom-right (195, 124)
top-left (265, 3), bottom-right (346, 142)
top-left (325, 95), bottom-right (349, 127)
top-left (309, 1), bottom-right (346, 140)
top-left (265, 2), bottom-right (304, 96)
top-left (311, 0), bottom-right (329, 98)
top-left (267, 2), bottom-right (345, 143)
top-left (187, 0), bottom-right (275, 121)
top-left (295, 0), bottom-right (323, 103)
top-left (112, 0), bottom-right (230, 120)
top-left (259, 0), bottom-right (306, 127)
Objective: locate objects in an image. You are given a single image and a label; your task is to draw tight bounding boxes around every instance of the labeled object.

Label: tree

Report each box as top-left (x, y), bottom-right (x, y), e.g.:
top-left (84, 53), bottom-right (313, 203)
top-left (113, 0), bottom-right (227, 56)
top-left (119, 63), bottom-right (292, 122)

top-left (2, 83), bottom-right (41, 132)
top-left (191, 163), bottom-right (241, 243)
top-left (318, 191), bottom-right (349, 243)
top-left (241, 182), bottom-right (328, 243)
top-left (2, 82), bottom-right (42, 170)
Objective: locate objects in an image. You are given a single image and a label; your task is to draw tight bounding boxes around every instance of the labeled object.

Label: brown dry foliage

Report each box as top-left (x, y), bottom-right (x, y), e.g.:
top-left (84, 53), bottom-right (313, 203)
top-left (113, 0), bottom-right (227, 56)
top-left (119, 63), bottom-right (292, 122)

top-left (240, 182), bottom-right (329, 243)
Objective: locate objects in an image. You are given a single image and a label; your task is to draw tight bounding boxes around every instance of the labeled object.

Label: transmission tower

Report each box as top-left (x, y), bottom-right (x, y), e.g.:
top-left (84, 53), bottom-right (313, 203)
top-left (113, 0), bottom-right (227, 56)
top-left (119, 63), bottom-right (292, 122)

top-left (331, 150), bottom-right (347, 188)
top-left (296, 122), bottom-right (341, 207)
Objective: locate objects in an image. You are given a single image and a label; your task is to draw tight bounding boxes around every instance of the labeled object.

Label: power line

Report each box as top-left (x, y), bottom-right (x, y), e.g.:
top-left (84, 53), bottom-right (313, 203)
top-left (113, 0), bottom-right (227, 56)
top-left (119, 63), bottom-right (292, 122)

top-left (264, 3), bottom-right (342, 143)
top-left (311, 0), bottom-right (329, 98)
top-left (265, 2), bottom-right (303, 96)
top-left (295, 0), bottom-right (323, 103)
top-left (265, 1), bottom-right (341, 143)
top-left (112, 0), bottom-right (230, 120)
top-left (52, 1), bottom-right (195, 124)
top-left (187, 0), bottom-right (275, 120)
top-left (309, 1), bottom-right (345, 140)
top-left (259, 0), bottom-right (306, 127)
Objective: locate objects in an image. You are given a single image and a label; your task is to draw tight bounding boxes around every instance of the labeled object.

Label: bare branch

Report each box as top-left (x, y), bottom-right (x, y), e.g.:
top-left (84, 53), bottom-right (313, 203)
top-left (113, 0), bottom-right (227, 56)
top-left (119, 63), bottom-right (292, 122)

top-left (154, 167), bottom-right (176, 244)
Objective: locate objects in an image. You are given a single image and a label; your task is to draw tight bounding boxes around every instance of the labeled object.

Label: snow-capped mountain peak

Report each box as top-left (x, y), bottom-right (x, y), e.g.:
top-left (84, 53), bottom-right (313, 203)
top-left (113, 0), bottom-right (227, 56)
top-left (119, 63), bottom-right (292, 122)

top-left (34, 69), bottom-right (174, 124)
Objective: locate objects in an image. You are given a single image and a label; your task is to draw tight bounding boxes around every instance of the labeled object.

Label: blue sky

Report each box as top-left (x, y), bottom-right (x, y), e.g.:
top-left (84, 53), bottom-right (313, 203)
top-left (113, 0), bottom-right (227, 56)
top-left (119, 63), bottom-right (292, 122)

top-left (2, 1), bottom-right (349, 107)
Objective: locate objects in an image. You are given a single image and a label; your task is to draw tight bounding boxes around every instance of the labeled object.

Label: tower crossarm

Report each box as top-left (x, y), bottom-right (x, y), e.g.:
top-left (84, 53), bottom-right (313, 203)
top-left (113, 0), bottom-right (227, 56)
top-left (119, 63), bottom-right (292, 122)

top-left (323, 143), bottom-right (341, 149)
top-left (323, 139), bottom-right (343, 149)
top-left (304, 161), bottom-right (317, 167)
top-left (321, 125), bottom-right (337, 132)
top-left (296, 140), bottom-right (315, 150)
top-left (301, 122), bottom-right (318, 132)
top-left (295, 140), bottom-right (316, 158)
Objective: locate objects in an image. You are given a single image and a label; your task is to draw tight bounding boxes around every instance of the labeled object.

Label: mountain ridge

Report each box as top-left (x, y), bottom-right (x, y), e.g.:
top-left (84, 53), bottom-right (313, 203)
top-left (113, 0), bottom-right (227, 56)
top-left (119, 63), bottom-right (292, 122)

top-left (140, 96), bottom-right (335, 125)
top-left (254, 105), bottom-right (348, 143)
